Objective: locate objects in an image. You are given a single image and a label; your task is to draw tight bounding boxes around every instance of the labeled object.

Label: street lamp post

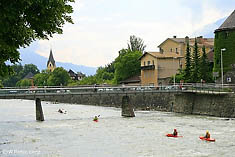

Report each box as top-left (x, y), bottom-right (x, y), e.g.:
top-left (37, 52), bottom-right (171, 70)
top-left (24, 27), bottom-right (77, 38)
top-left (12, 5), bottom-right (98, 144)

top-left (221, 48), bottom-right (226, 88)
top-left (172, 57), bottom-right (177, 86)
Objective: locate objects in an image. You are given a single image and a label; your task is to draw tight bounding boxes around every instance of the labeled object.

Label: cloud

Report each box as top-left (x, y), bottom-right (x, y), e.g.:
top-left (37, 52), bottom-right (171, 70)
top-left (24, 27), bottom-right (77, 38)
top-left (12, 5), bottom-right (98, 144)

top-left (32, 0), bottom-right (234, 68)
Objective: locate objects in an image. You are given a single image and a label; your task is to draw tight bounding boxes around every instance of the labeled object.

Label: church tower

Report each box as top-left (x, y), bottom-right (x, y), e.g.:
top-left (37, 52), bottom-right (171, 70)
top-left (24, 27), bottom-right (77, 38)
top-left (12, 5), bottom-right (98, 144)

top-left (47, 49), bottom-right (56, 72)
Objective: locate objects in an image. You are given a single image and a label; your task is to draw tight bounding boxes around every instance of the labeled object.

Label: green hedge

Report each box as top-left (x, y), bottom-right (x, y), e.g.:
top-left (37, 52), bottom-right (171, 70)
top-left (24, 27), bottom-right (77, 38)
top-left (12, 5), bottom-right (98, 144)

top-left (213, 30), bottom-right (235, 75)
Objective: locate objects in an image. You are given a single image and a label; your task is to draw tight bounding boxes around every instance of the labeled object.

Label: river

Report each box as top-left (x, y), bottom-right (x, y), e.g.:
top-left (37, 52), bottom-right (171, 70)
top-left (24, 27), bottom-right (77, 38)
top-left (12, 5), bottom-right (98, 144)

top-left (0, 99), bottom-right (235, 157)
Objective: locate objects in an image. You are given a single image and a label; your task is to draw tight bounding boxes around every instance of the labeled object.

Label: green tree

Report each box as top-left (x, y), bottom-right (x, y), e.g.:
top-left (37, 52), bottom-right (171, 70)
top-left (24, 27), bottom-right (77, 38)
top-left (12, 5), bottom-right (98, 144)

top-left (0, 0), bottom-right (74, 76)
top-left (1, 64), bottom-right (40, 87)
top-left (20, 64), bottom-right (40, 78)
top-left (175, 69), bottom-right (185, 83)
top-left (114, 49), bottom-right (142, 83)
top-left (191, 38), bottom-right (200, 82)
top-left (127, 35), bottom-right (146, 53)
top-left (96, 64), bottom-right (115, 83)
top-left (0, 80), bottom-right (3, 88)
top-left (78, 76), bottom-right (97, 85)
top-left (1, 64), bottom-right (23, 87)
top-left (16, 79), bottom-right (32, 87)
top-left (184, 40), bottom-right (191, 82)
top-left (47, 67), bottom-right (71, 86)
top-left (106, 62), bottom-right (115, 73)
top-left (34, 70), bottom-right (50, 86)
top-left (199, 46), bottom-right (213, 83)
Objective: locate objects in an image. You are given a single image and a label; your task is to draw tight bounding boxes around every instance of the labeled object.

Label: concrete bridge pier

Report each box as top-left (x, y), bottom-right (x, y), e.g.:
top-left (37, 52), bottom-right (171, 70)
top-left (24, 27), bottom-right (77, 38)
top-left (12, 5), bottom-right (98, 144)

top-left (36, 98), bottom-right (44, 121)
top-left (121, 96), bottom-right (135, 117)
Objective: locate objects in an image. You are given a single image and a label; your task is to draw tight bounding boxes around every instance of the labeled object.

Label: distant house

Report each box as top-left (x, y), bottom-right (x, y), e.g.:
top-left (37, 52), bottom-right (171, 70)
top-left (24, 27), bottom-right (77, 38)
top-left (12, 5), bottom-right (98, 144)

top-left (68, 69), bottom-right (77, 80)
top-left (120, 75), bottom-right (141, 86)
top-left (47, 49), bottom-right (56, 72)
top-left (23, 72), bottom-right (35, 79)
top-left (68, 69), bottom-right (85, 81)
top-left (77, 72), bottom-right (86, 81)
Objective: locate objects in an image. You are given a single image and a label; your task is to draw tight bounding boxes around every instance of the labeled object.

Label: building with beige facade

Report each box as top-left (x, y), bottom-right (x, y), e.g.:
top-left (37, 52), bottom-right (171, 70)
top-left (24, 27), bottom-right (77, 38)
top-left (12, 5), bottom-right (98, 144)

top-left (158, 36), bottom-right (214, 68)
top-left (140, 52), bottom-right (183, 86)
top-left (140, 36), bottom-right (214, 86)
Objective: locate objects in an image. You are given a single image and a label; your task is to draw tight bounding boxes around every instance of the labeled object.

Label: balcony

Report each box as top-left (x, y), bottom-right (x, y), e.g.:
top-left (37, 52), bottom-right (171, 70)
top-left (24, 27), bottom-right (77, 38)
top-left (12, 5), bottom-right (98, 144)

top-left (141, 65), bottom-right (155, 70)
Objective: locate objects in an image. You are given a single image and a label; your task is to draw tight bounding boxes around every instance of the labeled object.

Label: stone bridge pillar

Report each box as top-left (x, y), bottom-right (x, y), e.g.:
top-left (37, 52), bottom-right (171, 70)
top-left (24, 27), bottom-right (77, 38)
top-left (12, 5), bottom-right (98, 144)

top-left (36, 98), bottom-right (44, 121)
top-left (121, 96), bottom-right (135, 117)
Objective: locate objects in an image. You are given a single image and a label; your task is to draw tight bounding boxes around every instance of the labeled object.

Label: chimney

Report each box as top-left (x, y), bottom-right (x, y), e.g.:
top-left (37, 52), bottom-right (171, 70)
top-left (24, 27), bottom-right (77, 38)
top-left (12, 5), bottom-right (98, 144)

top-left (196, 36), bottom-right (203, 44)
top-left (173, 35), bottom-right (177, 38)
top-left (185, 36), bottom-right (189, 43)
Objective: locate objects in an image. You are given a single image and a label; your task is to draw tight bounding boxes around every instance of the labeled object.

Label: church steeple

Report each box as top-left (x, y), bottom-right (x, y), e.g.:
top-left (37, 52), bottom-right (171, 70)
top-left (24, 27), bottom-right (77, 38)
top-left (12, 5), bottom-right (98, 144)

top-left (47, 49), bottom-right (56, 72)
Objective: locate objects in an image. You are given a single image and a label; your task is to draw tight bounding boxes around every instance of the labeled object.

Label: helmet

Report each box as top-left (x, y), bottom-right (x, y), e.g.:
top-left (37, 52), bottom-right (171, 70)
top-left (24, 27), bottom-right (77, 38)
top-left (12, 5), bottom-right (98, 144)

top-left (206, 131), bottom-right (209, 133)
top-left (174, 129), bottom-right (177, 131)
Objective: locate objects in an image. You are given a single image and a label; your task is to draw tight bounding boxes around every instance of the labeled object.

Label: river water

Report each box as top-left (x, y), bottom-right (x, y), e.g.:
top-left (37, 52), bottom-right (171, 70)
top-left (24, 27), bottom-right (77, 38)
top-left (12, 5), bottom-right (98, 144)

top-left (0, 99), bottom-right (235, 157)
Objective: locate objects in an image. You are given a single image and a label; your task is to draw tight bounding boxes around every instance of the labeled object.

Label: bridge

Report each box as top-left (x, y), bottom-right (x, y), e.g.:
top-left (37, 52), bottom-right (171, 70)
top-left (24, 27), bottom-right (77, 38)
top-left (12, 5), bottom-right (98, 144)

top-left (0, 84), bottom-right (234, 120)
top-left (0, 84), bottom-right (230, 99)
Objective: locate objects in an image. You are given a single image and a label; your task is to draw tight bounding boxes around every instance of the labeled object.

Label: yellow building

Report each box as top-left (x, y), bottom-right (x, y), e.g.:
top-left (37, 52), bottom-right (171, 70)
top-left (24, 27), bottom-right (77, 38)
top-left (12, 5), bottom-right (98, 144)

top-left (158, 36), bottom-right (214, 68)
top-left (47, 49), bottom-right (56, 72)
top-left (140, 36), bottom-right (214, 86)
top-left (140, 52), bottom-right (183, 86)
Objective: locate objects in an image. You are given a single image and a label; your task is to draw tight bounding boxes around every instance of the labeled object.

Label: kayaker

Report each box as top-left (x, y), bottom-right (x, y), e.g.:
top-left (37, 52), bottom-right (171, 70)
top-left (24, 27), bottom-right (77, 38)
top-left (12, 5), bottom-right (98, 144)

top-left (93, 116), bottom-right (98, 121)
top-left (58, 109), bottom-right (63, 113)
top-left (204, 131), bottom-right (210, 138)
top-left (58, 109), bottom-right (67, 114)
top-left (173, 129), bottom-right (178, 136)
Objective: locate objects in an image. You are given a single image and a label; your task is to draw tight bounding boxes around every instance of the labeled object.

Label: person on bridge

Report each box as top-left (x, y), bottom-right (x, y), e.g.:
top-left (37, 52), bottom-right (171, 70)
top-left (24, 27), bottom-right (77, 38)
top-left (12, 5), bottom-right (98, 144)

top-left (204, 131), bottom-right (210, 138)
top-left (173, 129), bottom-right (178, 136)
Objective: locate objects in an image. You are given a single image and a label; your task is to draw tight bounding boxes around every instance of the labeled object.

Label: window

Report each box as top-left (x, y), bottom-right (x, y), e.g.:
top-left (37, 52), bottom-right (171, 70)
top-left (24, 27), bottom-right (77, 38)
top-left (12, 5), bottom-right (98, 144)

top-left (225, 32), bottom-right (229, 39)
top-left (160, 48), bottom-right (164, 53)
top-left (152, 60), bottom-right (154, 65)
top-left (176, 48), bottom-right (178, 53)
top-left (179, 60), bottom-right (182, 69)
top-left (144, 61), bottom-right (146, 66)
top-left (227, 77), bottom-right (232, 83)
top-left (148, 61), bottom-right (151, 65)
top-left (170, 48), bottom-right (172, 52)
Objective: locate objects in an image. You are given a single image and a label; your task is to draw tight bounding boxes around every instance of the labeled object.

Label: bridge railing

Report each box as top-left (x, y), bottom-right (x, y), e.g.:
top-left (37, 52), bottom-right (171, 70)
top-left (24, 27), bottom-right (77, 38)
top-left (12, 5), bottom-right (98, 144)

top-left (0, 83), bottom-right (234, 96)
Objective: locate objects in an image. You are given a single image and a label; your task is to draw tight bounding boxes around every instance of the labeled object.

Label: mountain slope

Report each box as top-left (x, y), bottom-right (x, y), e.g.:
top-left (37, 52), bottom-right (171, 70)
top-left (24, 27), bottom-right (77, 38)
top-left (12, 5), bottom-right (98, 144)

top-left (192, 17), bottom-right (226, 38)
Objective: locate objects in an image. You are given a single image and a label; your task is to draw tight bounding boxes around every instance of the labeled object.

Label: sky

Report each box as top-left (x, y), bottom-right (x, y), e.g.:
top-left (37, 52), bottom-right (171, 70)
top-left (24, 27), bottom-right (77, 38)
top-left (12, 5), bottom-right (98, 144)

top-left (23, 0), bottom-right (235, 68)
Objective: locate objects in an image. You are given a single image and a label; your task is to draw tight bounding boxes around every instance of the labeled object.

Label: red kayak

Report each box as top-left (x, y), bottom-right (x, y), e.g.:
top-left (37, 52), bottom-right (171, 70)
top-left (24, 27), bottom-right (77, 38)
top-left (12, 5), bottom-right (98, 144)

top-left (93, 119), bottom-right (98, 122)
top-left (166, 134), bottom-right (183, 138)
top-left (199, 136), bottom-right (215, 142)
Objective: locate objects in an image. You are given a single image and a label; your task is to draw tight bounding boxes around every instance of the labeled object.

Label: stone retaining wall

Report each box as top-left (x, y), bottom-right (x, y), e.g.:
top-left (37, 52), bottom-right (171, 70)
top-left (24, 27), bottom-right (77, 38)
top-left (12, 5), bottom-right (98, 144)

top-left (10, 92), bottom-right (235, 118)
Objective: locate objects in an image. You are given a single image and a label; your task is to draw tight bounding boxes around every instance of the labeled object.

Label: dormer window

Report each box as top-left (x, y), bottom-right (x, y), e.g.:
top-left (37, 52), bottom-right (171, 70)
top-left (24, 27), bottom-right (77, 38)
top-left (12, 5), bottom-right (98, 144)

top-left (170, 48), bottom-right (173, 52)
top-left (176, 48), bottom-right (178, 54)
